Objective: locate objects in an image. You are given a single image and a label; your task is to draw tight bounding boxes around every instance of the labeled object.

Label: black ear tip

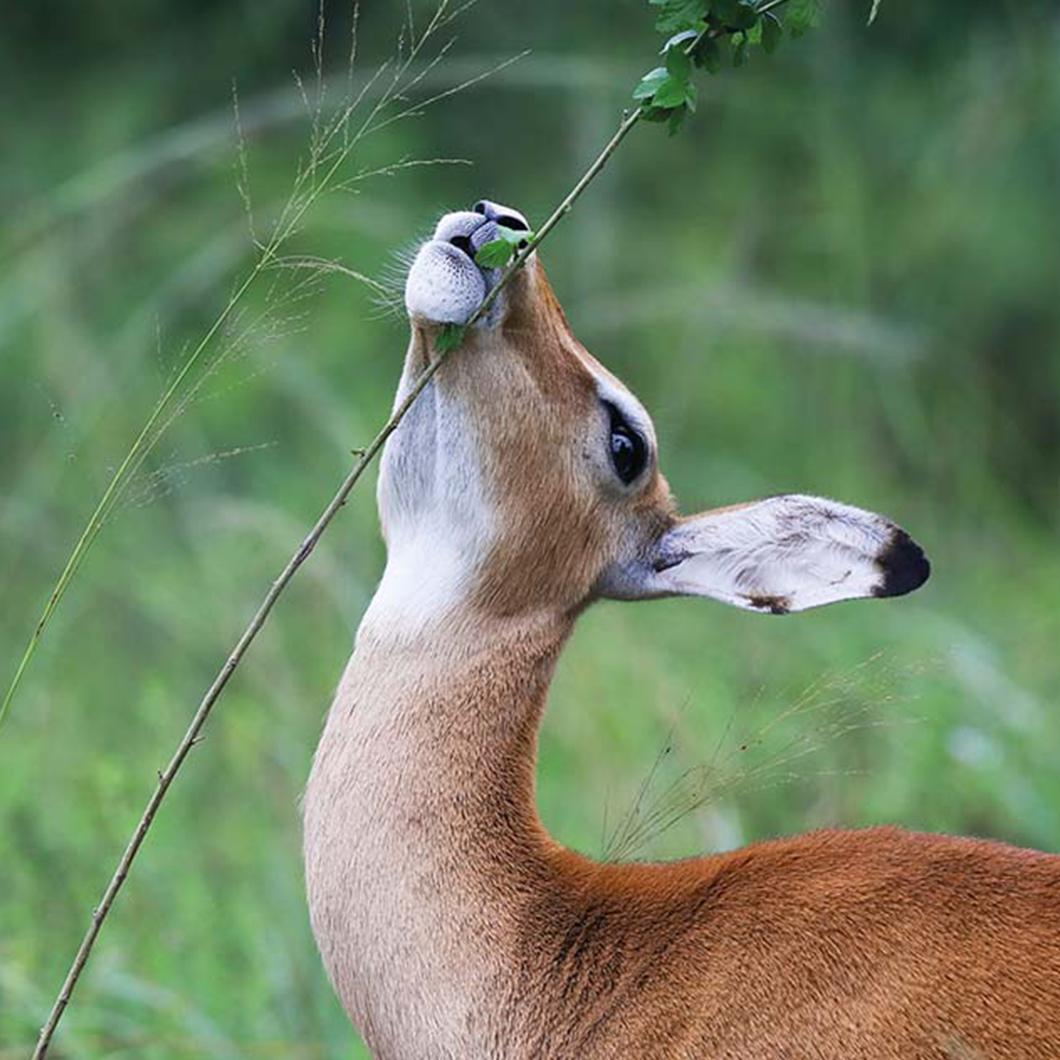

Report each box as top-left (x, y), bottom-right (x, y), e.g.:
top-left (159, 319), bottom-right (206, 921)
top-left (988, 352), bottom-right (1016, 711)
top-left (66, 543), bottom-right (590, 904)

top-left (874, 529), bottom-right (931, 598)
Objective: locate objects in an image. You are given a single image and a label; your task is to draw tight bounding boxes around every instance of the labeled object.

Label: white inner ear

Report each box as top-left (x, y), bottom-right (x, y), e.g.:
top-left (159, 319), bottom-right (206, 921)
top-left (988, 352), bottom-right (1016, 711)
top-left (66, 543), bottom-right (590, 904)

top-left (655, 495), bottom-right (901, 614)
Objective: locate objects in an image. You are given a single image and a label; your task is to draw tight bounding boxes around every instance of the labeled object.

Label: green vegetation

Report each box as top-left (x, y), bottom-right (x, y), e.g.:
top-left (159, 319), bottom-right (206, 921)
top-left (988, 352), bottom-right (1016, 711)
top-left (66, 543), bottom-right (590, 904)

top-left (474, 223), bottom-right (534, 268)
top-left (2, 1), bottom-right (1059, 1057)
top-left (634, 0), bottom-right (811, 134)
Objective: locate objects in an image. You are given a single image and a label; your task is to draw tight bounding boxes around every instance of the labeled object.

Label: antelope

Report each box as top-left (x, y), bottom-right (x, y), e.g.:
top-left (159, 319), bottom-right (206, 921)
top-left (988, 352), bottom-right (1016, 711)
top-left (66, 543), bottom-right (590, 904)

top-left (303, 200), bottom-right (1060, 1060)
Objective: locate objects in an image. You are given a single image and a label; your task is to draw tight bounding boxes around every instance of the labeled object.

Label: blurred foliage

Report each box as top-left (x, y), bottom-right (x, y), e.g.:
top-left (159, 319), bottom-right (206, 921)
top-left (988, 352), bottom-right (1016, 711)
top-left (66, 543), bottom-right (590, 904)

top-left (2, 0), bottom-right (1059, 1056)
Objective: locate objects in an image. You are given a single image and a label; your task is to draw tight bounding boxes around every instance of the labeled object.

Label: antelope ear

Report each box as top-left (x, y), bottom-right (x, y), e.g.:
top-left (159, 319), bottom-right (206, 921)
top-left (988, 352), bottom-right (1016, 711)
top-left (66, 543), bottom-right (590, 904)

top-left (601, 495), bottom-right (930, 614)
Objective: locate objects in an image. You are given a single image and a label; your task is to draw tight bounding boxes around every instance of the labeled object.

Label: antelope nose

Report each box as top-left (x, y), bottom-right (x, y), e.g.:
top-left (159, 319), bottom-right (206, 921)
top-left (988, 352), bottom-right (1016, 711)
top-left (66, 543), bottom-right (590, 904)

top-left (472, 199), bottom-right (530, 232)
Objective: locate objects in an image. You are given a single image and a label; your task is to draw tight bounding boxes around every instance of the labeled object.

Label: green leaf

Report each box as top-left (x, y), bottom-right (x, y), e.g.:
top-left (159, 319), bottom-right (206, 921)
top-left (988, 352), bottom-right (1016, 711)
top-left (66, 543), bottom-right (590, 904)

top-left (475, 239), bottom-right (515, 269)
top-left (785, 0), bottom-right (821, 38)
top-left (761, 12), bottom-right (782, 53)
top-left (712, 0), bottom-right (758, 30)
top-left (649, 0), bottom-right (709, 34)
top-left (495, 224), bottom-right (532, 247)
top-left (665, 42), bottom-right (693, 81)
top-left (652, 76), bottom-right (690, 109)
top-left (691, 34), bottom-right (721, 72)
top-left (683, 78), bottom-right (698, 113)
top-left (867, 0), bottom-right (882, 24)
top-left (667, 106), bottom-right (688, 136)
top-left (633, 66), bottom-right (669, 101)
top-left (473, 225), bottom-right (532, 269)
top-left (732, 33), bottom-right (748, 67)
top-left (435, 323), bottom-right (466, 353)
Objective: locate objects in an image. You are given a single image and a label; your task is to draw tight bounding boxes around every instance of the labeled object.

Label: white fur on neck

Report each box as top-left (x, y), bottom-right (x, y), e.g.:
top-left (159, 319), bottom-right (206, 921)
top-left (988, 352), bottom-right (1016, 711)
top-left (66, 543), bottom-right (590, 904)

top-left (368, 369), bottom-right (494, 638)
top-left (361, 525), bottom-right (474, 637)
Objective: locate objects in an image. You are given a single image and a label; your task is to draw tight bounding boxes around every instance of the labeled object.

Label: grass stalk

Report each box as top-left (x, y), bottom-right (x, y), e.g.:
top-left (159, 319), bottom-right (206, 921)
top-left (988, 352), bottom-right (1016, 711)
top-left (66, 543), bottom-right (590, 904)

top-left (1, 0), bottom-right (504, 732)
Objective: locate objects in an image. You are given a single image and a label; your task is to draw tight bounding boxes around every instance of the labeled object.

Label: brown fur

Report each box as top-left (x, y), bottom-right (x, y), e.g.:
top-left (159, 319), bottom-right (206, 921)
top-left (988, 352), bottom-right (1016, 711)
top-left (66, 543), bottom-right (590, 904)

top-left (424, 262), bottom-right (675, 618)
top-left (303, 256), bottom-right (1060, 1060)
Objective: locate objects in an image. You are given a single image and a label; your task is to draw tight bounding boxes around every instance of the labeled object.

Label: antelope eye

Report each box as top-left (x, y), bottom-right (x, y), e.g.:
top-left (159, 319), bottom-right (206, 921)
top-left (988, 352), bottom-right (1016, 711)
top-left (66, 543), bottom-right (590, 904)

top-left (605, 403), bottom-right (647, 486)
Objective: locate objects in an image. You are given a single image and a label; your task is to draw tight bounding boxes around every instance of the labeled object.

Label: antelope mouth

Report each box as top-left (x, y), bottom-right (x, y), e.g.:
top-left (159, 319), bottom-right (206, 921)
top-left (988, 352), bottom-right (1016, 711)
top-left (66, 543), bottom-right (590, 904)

top-left (404, 200), bottom-right (531, 329)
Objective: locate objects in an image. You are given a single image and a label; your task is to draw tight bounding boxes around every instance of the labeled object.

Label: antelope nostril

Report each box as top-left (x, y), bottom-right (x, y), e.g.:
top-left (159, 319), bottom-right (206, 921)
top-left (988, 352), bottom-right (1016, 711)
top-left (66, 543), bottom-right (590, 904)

top-left (496, 214), bottom-right (528, 232)
top-left (449, 234), bottom-right (474, 256)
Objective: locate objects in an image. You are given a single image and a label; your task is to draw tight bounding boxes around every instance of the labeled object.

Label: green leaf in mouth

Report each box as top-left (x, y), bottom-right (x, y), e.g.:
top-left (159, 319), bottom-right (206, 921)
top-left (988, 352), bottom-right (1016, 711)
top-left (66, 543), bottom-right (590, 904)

top-left (474, 224), bottom-right (534, 269)
top-left (434, 322), bottom-right (467, 353)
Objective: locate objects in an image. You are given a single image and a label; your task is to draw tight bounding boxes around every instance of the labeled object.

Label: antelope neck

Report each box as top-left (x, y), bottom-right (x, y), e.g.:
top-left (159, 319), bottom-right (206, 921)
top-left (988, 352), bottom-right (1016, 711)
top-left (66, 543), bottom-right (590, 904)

top-left (303, 607), bottom-right (573, 1057)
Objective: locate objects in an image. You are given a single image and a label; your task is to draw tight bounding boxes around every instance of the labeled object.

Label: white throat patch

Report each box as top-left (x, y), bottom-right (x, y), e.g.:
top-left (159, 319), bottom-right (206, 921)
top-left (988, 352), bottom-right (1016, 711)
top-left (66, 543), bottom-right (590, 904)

top-left (366, 370), bottom-right (494, 637)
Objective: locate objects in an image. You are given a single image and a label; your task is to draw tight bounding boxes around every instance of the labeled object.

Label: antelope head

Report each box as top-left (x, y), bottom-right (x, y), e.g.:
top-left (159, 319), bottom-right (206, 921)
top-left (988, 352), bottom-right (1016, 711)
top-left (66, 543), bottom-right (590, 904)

top-left (378, 199), bottom-right (930, 635)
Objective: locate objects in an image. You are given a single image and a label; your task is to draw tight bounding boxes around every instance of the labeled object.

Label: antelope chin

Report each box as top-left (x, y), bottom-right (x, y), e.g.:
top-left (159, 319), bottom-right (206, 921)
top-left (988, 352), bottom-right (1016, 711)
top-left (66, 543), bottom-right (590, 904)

top-left (405, 238), bottom-right (488, 326)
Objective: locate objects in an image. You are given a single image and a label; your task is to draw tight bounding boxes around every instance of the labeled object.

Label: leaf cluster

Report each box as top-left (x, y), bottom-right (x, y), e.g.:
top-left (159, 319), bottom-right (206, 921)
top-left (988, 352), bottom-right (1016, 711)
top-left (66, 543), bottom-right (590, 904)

top-left (633, 0), bottom-right (821, 134)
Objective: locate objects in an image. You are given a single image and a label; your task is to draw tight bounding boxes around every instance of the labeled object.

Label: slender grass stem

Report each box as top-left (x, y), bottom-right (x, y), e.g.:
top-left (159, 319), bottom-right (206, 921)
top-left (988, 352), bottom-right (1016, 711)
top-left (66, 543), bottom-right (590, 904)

top-left (1, 2), bottom-right (493, 732)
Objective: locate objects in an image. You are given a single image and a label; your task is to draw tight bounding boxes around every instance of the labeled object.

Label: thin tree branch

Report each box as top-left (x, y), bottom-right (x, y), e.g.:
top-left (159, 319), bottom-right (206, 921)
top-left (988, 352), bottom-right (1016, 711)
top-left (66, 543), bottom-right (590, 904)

top-left (29, 101), bottom-right (636, 1057)
top-left (30, 3), bottom-right (798, 1054)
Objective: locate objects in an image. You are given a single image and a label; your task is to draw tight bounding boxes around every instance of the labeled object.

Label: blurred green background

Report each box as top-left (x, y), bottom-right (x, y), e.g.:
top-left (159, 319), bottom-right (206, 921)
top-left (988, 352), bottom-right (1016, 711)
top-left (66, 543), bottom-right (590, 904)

top-left (3, 0), bottom-right (1059, 1056)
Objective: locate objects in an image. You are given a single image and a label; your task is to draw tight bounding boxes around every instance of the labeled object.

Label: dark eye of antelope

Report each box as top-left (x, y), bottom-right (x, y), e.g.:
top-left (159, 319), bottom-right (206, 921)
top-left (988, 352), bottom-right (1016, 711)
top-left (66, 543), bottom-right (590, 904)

top-left (605, 402), bottom-right (648, 486)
